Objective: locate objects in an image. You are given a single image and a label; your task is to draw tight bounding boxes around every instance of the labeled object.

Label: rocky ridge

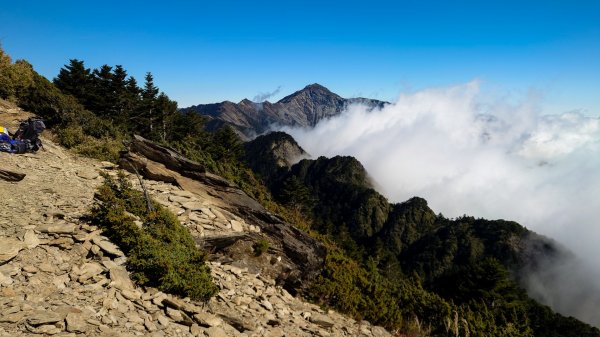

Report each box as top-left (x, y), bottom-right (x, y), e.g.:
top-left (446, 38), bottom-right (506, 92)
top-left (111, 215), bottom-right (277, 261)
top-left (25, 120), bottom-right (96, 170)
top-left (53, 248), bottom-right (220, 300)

top-left (0, 105), bottom-right (391, 337)
top-left (182, 84), bottom-right (387, 139)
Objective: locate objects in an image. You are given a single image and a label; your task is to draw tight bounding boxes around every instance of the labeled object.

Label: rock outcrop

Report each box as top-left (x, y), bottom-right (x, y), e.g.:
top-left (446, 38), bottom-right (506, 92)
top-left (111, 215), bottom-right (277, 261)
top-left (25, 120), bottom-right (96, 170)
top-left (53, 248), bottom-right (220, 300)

top-left (121, 135), bottom-right (326, 290)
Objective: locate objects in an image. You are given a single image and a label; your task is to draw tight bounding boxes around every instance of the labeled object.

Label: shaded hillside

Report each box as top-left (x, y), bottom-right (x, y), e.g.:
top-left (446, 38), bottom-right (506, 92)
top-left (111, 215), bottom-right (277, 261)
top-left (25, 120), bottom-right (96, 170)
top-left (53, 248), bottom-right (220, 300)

top-left (182, 83), bottom-right (387, 139)
top-left (243, 131), bottom-right (600, 337)
top-left (244, 131), bottom-right (308, 185)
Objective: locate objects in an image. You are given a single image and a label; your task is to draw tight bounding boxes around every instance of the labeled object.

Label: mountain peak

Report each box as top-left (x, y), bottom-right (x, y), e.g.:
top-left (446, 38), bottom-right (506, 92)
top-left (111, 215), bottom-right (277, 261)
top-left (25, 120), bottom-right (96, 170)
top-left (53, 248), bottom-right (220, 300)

top-left (182, 84), bottom-right (386, 138)
top-left (304, 83), bottom-right (329, 91)
top-left (277, 83), bottom-right (340, 104)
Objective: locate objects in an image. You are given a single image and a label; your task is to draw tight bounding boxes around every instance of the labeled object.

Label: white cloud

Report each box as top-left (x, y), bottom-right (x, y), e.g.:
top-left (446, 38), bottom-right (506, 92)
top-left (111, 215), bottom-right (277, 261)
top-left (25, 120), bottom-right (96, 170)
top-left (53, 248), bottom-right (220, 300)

top-left (281, 81), bottom-right (600, 326)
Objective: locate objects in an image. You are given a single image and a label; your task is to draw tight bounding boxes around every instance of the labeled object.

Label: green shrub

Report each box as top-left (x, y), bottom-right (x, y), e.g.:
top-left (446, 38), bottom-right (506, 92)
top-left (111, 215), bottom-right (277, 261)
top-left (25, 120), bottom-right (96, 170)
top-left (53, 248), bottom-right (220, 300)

top-left (90, 173), bottom-right (218, 301)
top-left (253, 239), bottom-right (270, 256)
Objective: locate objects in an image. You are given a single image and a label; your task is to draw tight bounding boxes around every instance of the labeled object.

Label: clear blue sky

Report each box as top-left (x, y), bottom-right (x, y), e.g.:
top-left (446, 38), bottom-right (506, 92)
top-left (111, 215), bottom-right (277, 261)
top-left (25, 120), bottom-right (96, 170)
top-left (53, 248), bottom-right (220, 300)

top-left (1, 0), bottom-right (598, 113)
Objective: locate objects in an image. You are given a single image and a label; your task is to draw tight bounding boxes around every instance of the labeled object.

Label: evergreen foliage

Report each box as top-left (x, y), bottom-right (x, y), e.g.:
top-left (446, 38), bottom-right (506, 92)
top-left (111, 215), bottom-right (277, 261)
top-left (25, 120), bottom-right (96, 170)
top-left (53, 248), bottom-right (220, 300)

top-left (260, 153), bottom-right (600, 336)
top-left (90, 173), bottom-right (218, 301)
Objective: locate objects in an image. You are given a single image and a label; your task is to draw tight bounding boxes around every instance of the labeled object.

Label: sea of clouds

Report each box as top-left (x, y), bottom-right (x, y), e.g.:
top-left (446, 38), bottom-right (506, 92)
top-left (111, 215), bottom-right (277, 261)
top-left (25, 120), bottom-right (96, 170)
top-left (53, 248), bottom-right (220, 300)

top-left (281, 81), bottom-right (600, 326)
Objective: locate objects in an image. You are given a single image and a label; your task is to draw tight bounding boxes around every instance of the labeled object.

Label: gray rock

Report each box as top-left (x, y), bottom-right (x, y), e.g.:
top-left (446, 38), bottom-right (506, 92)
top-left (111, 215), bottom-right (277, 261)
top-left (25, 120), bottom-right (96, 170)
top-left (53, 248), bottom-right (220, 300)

top-left (27, 310), bottom-right (64, 326)
top-left (261, 299), bottom-right (274, 311)
top-left (156, 313), bottom-right (170, 327)
top-left (169, 195), bottom-right (192, 203)
top-left (76, 170), bottom-right (99, 180)
top-left (0, 272), bottom-right (12, 286)
top-left (47, 236), bottom-right (75, 247)
top-left (166, 307), bottom-right (194, 326)
top-left (230, 220), bottom-right (244, 232)
top-left (171, 189), bottom-right (195, 198)
top-left (92, 237), bottom-right (124, 257)
top-left (0, 311), bottom-right (26, 323)
top-left (23, 229), bottom-right (40, 249)
top-left (218, 314), bottom-right (256, 332)
top-left (0, 237), bottom-right (24, 263)
top-left (26, 323), bottom-right (63, 335)
top-left (193, 312), bottom-right (222, 327)
top-left (38, 262), bottom-right (55, 273)
top-left (144, 317), bottom-right (158, 332)
top-left (210, 208), bottom-right (227, 221)
top-left (125, 312), bottom-right (145, 325)
top-left (78, 262), bottom-right (104, 282)
top-left (181, 201), bottom-right (207, 211)
top-left (120, 289), bottom-right (141, 300)
top-left (38, 223), bottom-right (77, 234)
top-left (109, 267), bottom-right (134, 290)
top-left (190, 323), bottom-right (203, 337)
top-left (53, 273), bottom-right (70, 289)
top-left (309, 313), bottom-right (335, 329)
top-left (205, 326), bottom-right (228, 337)
top-left (65, 312), bottom-right (89, 333)
top-left (199, 207), bottom-right (216, 219)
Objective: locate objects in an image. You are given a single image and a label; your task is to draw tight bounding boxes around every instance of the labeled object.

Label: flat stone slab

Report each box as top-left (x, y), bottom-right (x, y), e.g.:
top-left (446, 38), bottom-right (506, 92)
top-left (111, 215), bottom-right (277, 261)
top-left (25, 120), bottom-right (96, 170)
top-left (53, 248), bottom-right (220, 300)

top-left (310, 313), bottom-right (335, 328)
top-left (109, 267), bottom-right (134, 290)
top-left (0, 237), bottom-right (24, 264)
top-left (27, 310), bottom-right (64, 326)
top-left (92, 237), bottom-right (124, 257)
top-left (37, 223), bottom-right (77, 235)
top-left (181, 201), bottom-right (208, 211)
top-left (76, 170), bottom-right (99, 180)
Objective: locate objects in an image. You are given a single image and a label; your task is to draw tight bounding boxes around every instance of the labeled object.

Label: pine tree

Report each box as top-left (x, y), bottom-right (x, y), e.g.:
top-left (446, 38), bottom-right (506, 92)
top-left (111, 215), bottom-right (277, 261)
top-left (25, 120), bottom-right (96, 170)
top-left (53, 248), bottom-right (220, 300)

top-left (139, 72), bottom-right (159, 134)
top-left (211, 126), bottom-right (243, 162)
top-left (155, 92), bottom-right (177, 142)
top-left (111, 65), bottom-right (128, 120)
top-left (53, 59), bottom-right (91, 102)
top-left (123, 76), bottom-right (141, 127)
top-left (280, 176), bottom-right (313, 211)
top-left (89, 64), bottom-right (114, 117)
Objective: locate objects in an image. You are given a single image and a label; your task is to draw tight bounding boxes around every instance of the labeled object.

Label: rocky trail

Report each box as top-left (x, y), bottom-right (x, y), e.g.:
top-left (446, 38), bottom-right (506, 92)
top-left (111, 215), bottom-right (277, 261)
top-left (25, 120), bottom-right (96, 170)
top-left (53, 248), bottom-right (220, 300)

top-left (0, 106), bottom-right (391, 336)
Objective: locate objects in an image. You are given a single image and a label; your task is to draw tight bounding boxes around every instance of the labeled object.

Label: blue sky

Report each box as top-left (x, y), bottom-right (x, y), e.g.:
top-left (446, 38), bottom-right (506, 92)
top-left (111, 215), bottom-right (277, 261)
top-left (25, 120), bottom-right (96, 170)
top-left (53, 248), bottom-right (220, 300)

top-left (1, 0), bottom-right (598, 112)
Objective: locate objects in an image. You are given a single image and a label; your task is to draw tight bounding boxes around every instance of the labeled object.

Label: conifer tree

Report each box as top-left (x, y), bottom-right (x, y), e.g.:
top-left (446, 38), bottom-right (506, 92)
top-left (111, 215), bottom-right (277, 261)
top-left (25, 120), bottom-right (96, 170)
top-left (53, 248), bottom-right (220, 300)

top-left (139, 72), bottom-right (158, 134)
top-left (211, 126), bottom-right (243, 162)
top-left (123, 77), bottom-right (141, 126)
top-left (111, 65), bottom-right (128, 119)
top-left (89, 64), bottom-right (114, 117)
top-left (53, 59), bottom-right (91, 102)
top-left (155, 92), bottom-right (177, 142)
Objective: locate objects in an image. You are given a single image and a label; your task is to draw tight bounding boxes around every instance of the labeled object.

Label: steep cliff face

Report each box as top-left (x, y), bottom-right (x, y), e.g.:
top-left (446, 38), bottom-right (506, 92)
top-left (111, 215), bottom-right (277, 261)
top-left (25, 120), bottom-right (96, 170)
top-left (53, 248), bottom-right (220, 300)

top-left (182, 84), bottom-right (387, 139)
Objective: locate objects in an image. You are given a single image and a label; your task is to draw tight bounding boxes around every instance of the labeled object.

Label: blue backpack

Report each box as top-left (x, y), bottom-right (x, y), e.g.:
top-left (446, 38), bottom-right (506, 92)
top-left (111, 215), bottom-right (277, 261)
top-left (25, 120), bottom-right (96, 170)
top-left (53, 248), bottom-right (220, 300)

top-left (0, 118), bottom-right (45, 153)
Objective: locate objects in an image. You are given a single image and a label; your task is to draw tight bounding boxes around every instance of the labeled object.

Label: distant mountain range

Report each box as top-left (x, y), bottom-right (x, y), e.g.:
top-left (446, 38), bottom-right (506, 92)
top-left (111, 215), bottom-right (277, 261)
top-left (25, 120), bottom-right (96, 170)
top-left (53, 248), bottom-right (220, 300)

top-left (181, 83), bottom-right (387, 139)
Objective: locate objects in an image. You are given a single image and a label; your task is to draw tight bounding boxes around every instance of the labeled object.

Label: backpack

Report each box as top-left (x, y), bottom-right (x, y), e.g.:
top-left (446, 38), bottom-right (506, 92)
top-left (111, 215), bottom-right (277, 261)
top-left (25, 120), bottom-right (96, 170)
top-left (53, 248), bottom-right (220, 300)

top-left (13, 118), bottom-right (45, 152)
